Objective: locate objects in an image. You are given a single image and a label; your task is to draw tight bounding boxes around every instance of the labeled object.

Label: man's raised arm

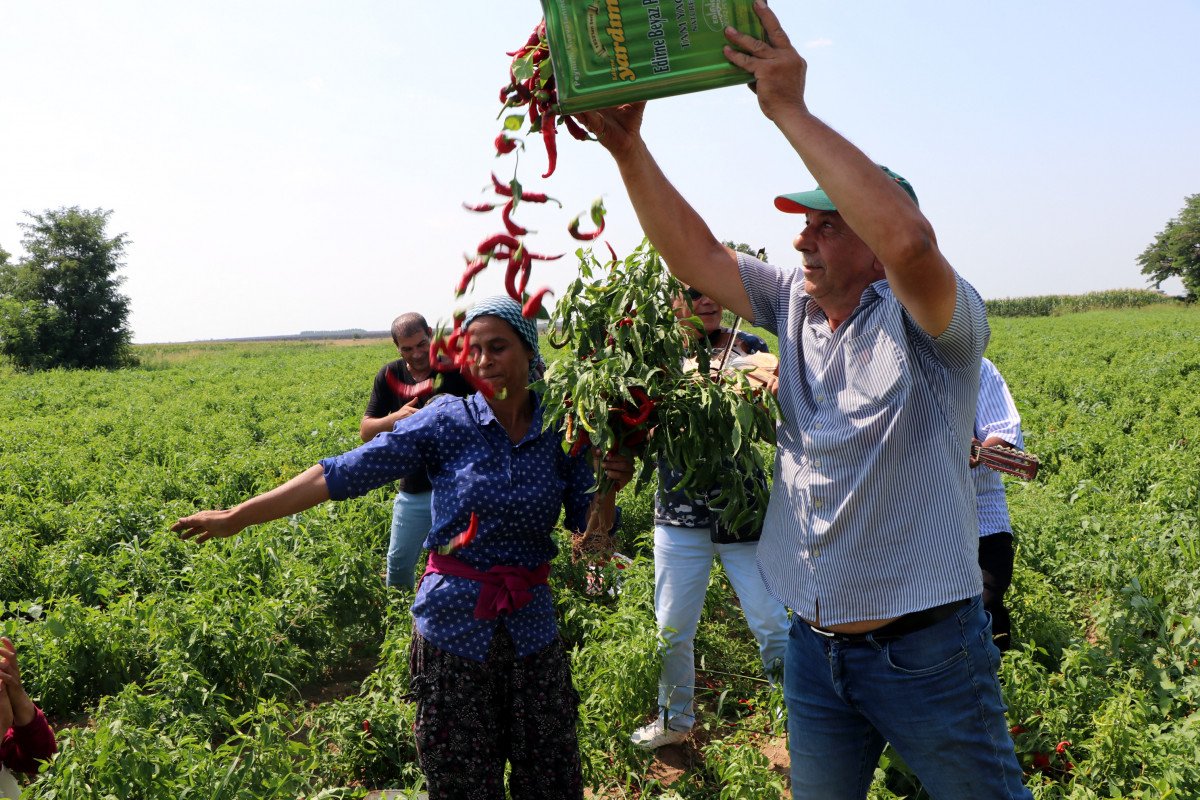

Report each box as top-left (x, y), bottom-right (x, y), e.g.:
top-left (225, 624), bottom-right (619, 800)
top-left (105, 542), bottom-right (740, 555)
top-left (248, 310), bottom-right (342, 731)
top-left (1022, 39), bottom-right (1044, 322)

top-left (580, 104), bottom-right (752, 322)
top-left (723, 1), bottom-right (958, 335)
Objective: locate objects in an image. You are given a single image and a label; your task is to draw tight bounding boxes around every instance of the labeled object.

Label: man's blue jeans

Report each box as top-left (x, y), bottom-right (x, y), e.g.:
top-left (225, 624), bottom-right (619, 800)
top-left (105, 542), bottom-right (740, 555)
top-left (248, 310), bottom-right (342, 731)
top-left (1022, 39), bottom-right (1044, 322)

top-left (386, 490), bottom-right (432, 590)
top-left (654, 524), bottom-right (790, 731)
top-left (785, 596), bottom-right (1031, 799)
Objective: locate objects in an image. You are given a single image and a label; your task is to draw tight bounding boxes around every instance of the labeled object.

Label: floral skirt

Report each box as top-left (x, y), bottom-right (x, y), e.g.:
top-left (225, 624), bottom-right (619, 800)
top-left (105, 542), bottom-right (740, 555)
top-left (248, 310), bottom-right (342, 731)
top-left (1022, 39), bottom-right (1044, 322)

top-left (408, 626), bottom-right (584, 800)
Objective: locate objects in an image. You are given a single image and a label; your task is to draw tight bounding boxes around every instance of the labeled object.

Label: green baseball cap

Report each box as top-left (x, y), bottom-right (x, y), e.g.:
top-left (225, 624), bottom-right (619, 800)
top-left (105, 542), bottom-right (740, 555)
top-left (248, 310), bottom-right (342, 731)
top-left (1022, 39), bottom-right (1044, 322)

top-left (774, 165), bottom-right (919, 213)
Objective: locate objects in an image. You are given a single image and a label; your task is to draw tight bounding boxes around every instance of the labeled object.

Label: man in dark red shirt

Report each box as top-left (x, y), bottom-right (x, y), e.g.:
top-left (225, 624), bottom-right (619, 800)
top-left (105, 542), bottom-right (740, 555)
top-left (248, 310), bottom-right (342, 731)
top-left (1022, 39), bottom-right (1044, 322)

top-left (360, 313), bottom-right (470, 589)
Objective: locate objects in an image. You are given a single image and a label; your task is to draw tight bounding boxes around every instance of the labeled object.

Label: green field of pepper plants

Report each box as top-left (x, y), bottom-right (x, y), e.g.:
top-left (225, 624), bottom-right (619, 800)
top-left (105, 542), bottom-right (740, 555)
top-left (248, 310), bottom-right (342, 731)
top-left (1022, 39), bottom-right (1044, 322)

top-left (2, 303), bottom-right (1199, 799)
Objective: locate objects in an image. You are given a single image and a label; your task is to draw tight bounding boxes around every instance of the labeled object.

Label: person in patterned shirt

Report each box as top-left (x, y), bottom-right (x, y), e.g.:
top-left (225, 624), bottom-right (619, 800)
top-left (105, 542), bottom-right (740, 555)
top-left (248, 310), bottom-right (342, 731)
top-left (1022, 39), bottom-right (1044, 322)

top-left (631, 285), bottom-right (790, 750)
top-left (174, 296), bottom-right (632, 800)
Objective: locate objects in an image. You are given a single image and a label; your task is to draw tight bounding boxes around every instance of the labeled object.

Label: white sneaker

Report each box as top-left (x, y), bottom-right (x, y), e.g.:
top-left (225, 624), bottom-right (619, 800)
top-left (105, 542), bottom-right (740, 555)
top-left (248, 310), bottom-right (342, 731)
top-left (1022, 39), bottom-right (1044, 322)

top-left (630, 717), bottom-right (690, 749)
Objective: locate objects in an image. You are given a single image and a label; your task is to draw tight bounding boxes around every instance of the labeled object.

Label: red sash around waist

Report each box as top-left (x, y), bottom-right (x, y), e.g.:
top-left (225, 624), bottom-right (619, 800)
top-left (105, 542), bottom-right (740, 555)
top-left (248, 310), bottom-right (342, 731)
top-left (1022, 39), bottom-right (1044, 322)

top-left (424, 551), bottom-right (551, 620)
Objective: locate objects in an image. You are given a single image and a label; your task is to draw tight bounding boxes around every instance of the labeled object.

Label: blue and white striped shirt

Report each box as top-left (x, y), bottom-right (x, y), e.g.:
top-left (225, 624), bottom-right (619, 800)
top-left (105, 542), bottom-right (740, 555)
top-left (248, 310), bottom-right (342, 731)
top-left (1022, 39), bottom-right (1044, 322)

top-left (974, 358), bottom-right (1024, 537)
top-left (739, 253), bottom-right (989, 625)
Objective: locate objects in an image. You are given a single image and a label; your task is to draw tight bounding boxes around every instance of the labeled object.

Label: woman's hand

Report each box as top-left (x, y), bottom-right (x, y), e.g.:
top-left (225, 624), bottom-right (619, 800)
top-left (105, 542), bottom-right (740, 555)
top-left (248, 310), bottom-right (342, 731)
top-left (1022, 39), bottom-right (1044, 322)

top-left (0, 636), bottom-right (36, 727)
top-left (171, 509), bottom-right (244, 543)
top-left (598, 451), bottom-right (634, 492)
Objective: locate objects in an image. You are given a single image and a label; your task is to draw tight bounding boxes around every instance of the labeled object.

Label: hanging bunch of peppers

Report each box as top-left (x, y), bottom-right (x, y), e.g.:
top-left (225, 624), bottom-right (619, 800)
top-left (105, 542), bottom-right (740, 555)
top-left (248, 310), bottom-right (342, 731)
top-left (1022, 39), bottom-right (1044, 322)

top-left (538, 240), bottom-right (781, 561)
top-left (432, 20), bottom-right (608, 387)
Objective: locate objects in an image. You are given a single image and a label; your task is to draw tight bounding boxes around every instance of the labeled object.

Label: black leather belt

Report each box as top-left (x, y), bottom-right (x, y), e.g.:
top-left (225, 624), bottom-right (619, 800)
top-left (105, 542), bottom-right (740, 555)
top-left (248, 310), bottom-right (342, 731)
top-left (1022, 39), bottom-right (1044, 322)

top-left (808, 599), bottom-right (970, 643)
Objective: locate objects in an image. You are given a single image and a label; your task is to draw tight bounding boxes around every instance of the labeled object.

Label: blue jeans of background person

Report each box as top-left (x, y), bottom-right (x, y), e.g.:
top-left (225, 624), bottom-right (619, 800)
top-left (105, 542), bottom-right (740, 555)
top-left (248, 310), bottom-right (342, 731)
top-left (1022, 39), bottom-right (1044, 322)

top-left (785, 595), bottom-right (1031, 800)
top-left (653, 524), bottom-right (790, 731)
top-left (387, 490), bottom-right (433, 590)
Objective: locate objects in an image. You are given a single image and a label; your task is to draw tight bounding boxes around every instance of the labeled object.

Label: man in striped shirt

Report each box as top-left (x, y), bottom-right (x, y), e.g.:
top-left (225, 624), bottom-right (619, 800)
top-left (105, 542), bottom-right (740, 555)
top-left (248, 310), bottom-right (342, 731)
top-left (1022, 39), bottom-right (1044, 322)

top-left (582, 2), bottom-right (1031, 797)
top-left (973, 358), bottom-right (1026, 653)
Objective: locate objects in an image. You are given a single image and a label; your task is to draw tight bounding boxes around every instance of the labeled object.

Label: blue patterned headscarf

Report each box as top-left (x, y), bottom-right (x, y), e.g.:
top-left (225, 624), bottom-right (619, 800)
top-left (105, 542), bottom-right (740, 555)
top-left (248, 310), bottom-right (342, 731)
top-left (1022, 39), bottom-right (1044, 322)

top-left (463, 295), bottom-right (546, 381)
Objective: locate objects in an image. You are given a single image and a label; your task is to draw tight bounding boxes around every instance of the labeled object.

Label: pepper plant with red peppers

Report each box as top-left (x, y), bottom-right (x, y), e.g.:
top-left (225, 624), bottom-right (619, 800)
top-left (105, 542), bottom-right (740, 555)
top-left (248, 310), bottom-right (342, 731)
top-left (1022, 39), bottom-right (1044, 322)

top-left (538, 240), bottom-right (779, 537)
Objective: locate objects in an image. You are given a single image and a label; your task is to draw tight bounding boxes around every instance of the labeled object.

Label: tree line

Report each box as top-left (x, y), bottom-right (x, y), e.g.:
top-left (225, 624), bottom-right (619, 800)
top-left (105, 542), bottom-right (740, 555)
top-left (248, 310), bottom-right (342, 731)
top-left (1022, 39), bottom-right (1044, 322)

top-left (0, 207), bottom-right (133, 370)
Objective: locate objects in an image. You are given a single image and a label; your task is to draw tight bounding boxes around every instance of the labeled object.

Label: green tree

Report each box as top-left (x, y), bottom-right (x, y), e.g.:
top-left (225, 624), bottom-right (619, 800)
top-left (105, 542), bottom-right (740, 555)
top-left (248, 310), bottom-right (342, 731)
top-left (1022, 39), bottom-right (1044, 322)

top-left (0, 206), bottom-right (134, 370)
top-left (1139, 193), bottom-right (1200, 302)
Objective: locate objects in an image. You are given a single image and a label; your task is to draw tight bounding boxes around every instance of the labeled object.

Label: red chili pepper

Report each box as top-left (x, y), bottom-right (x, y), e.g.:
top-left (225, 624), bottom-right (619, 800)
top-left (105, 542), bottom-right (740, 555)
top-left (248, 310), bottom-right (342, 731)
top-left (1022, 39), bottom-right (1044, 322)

top-left (541, 111), bottom-right (557, 178)
top-left (455, 257), bottom-right (489, 296)
top-left (477, 233), bottom-right (521, 255)
top-left (491, 173), bottom-right (514, 197)
top-left (455, 328), bottom-right (473, 369)
top-left (494, 133), bottom-right (518, 155)
top-left (1031, 752), bottom-right (1051, 771)
top-left (568, 204), bottom-right (605, 240)
top-left (531, 47), bottom-right (548, 64)
top-left (437, 512), bottom-right (480, 555)
top-left (429, 337), bottom-right (457, 372)
top-left (517, 259), bottom-right (532, 296)
top-left (1055, 740), bottom-right (1071, 755)
top-left (501, 200), bottom-right (528, 236)
top-left (504, 258), bottom-right (522, 301)
top-left (463, 370), bottom-right (496, 399)
top-left (525, 250), bottom-right (563, 261)
top-left (605, 241), bottom-right (619, 265)
top-left (616, 317), bottom-right (634, 328)
top-left (620, 387), bottom-right (655, 427)
top-left (562, 114), bottom-right (590, 142)
top-left (362, 719), bottom-right (371, 735)
top-left (514, 190), bottom-right (558, 205)
top-left (522, 287), bottom-right (553, 318)
top-left (568, 429), bottom-right (590, 458)
top-left (462, 202), bottom-right (497, 213)
top-left (385, 372), bottom-right (435, 400)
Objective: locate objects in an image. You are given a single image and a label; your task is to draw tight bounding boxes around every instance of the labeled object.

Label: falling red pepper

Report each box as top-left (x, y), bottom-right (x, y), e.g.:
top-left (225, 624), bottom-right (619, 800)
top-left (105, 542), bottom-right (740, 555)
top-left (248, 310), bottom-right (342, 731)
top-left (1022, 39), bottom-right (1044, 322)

top-left (562, 114), bottom-right (591, 142)
top-left (385, 372), bottom-right (435, 401)
top-left (541, 111), bottom-right (558, 178)
top-left (495, 133), bottom-right (518, 155)
top-left (501, 200), bottom-right (528, 236)
top-left (490, 173), bottom-right (515, 197)
top-left (455, 257), bottom-right (490, 296)
top-left (568, 199), bottom-right (606, 240)
top-left (477, 233), bottom-right (522, 255)
top-left (462, 202), bottom-right (497, 213)
top-left (429, 337), bottom-right (457, 372)
top-left (522, 287), bottom-right (554, 318)
top-left (437, 512), bottom-right (480, 555)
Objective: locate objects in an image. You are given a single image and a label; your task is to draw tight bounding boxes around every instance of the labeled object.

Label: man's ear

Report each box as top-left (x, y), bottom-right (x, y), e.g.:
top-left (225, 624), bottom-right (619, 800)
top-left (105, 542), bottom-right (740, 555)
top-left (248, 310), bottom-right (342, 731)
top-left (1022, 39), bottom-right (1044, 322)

top-left (871, 256), bottom-right (886, 276)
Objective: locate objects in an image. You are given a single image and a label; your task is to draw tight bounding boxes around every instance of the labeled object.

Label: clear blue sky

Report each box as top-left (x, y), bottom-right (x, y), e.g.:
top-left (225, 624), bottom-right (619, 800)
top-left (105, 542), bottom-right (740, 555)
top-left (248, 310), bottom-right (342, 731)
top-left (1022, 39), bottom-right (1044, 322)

top-left (2, 1), bottom-right (1197, 343)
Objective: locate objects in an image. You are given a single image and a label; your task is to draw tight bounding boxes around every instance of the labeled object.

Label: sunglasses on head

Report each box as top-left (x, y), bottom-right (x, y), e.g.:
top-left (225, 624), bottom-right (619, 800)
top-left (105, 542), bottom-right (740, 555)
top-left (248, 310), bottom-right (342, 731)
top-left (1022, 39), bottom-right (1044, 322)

top-left (684, 287), bottom-right (704, 300)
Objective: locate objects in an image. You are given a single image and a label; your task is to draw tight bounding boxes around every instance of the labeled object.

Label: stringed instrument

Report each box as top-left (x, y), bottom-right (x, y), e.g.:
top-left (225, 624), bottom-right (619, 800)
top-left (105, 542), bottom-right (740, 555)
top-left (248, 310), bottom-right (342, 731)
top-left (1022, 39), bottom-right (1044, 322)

top-left (971, 441), bottom-right (1040, 480)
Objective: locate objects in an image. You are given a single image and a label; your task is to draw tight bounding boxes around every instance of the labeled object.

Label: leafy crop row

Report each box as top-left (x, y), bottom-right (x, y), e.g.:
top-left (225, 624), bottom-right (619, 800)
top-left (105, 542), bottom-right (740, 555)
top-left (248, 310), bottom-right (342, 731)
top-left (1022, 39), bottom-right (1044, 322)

top-left (3, 305), bottom-right (1198, 797)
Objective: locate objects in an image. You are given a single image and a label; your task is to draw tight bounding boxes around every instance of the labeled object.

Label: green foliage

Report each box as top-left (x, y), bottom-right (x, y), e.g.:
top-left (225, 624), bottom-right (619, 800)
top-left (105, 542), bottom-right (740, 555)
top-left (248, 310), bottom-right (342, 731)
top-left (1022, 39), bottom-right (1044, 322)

top-left (0, 206), bottom-right (134, 370)
top-left (985, 289), bottom-right (1175, 318)
top-left (6, 305), bottom-right (1200, 796)
top-left (1139, 193), bottom-right (1200, 302)
top-left (540, 240), bottom-right (779, 534)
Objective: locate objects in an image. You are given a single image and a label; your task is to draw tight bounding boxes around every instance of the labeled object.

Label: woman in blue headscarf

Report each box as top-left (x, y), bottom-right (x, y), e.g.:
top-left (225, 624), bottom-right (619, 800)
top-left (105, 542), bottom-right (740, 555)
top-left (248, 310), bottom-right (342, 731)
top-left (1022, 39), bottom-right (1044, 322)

top-left (174, 296), bottom-right (630, 799)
